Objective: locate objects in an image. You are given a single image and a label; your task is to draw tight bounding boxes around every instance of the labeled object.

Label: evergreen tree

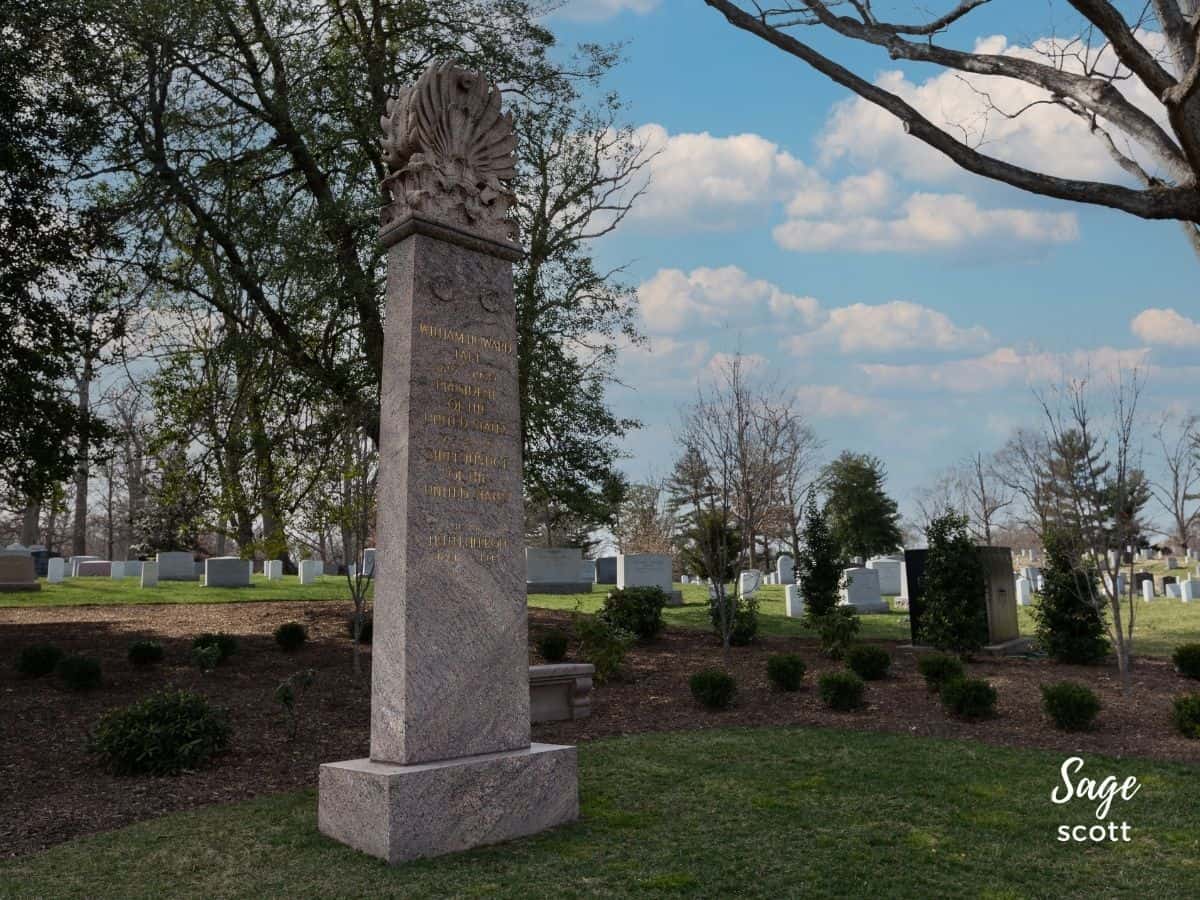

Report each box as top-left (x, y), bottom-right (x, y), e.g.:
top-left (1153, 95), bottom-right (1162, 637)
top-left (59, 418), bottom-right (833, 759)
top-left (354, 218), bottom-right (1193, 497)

top-left (797, 489), bottom-right (843, 621)
top-left (1032, 531), bottom-right (1110, 664)
top-left (919, 511), bottom-right (988, 654)
top-left (822, 452), bottom-right (902, 561)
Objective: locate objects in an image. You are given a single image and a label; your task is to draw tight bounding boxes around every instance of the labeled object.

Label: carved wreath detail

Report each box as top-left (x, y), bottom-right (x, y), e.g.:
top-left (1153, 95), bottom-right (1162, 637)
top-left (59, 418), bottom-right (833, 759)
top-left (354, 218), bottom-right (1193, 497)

top-left (380, 61), bottom-right (518, 243)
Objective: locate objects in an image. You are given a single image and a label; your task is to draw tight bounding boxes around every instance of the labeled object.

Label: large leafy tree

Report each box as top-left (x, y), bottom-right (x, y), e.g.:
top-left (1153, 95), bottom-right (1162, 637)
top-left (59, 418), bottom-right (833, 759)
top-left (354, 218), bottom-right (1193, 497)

top-left (919, 511), bottom-right (988, 655)
top-left (0, 0), bottom-right (116, 505)
top-left (86, 0), bottom-right (645, 532)
top-left (821, 451), bottom-right (903, 561)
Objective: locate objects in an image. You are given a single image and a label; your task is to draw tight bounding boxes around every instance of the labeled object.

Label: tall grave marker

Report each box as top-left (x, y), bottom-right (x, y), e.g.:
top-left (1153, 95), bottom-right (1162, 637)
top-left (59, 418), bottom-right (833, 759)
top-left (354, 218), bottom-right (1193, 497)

top-left (318, 62), bottom-right (578, 864)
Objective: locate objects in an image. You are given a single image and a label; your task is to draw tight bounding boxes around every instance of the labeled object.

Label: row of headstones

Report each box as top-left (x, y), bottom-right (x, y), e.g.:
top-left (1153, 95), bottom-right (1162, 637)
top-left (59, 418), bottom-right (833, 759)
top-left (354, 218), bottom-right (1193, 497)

top-left (525, 548), bottom-right (682, 603)
top-left (737, 557), bottom-right (902, 620)
top-left (44, 551), bottom-right (376, 587)
top-left (1013, 569), bottom-right (1200, 605)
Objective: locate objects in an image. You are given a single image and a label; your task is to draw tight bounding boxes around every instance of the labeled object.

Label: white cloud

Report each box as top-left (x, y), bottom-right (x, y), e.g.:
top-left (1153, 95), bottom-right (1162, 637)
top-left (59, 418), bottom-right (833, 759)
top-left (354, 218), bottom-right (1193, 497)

top-left (629, 125), bottom-right (819, 230)
top-left (637, 265), bottom-right (821, 334)
top-left (817, 33), bottom-right (1170, 184)
top-left (795, 385), bottom-right (884, 418)
top-left (789, 300), bottom-right (991, 354)
top-left (1131, 308), bottom-right (1200, 346)
top-left (860, 346), bottom-right (1152, 393)
top-left (551, 0), bottom-right (658, 22)
top-left (773, 190), bottom-right (1078, 255)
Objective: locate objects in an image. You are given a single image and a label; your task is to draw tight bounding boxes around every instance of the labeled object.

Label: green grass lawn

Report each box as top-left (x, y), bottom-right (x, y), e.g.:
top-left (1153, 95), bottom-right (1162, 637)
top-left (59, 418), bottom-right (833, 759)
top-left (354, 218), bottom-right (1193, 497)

top-left (2, 726), bottom-right (1195, 899)
top-left (0, 575), bottom-right (366, 608)
top-left (530, 584), bottom-right (1200, 657)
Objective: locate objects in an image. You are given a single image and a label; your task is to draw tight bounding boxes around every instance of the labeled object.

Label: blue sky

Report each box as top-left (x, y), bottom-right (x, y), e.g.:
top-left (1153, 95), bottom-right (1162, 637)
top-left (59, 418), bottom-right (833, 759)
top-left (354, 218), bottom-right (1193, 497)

top-left (542, 0), bottom-right (1200, 525)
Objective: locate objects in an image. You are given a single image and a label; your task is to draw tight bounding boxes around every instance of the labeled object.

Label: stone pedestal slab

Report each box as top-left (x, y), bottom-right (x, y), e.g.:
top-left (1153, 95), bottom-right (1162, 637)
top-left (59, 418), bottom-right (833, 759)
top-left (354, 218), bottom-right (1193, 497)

top-left (319, 743), bottom-right (577, 865)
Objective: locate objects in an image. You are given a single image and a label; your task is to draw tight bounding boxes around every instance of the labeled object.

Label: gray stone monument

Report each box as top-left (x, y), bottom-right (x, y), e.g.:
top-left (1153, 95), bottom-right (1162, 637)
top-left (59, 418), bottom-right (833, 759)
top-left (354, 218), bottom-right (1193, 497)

top-left (526, 547), bottom-right (591, 594)
top-left (318, 62), bottom-right (577, 865)
top-left (265, 560), bottom-right (283, 580)
top-left (0, 555), bottom-right (40, 592)
top-left (617, 553), bottom-right (680, 604)
top-left (298, 559), bottom-right (318, 585)
top-left (141, 561), bottom-right (158, 588)
top-left (784, 584), bottom-right (804, 618)
top-left (204, 557), bottom-right (251, 588)
top-left (156, 551), bottom-right (197, 581)
top-left (595, 556), bottom-right (618, 584)
top-left (840, 567), bottom-right (887, 613)
top-left (866, 556), bottom-right (902, 595)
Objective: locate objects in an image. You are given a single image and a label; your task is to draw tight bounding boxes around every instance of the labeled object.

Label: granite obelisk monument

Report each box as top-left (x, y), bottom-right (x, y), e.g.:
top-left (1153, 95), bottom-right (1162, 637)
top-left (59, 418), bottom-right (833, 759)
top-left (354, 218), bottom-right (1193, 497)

top-left (318, 62), bottom-right (578, 864)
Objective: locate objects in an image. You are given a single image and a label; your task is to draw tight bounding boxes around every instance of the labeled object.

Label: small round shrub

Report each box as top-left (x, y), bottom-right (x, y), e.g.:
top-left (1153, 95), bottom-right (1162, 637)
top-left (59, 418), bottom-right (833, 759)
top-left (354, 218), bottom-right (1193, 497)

top-left (940, 677), bottom-right (997, 720)
top-left (192, 632), bottom-right (237, 662)
top-left (537, 630), bottom-right (569, 663)
top-left (191, 644), bottom-right (221, 673)
top-left (16, 643), bottom-right (63, 677)
top-left (575, 615), bottom-right (633, 684)
top-left (127, 640), bottom-right (164, 666)
top-left (766, 654), bottom-right (807, 691)
top-left (274, 622), bottom-right (307, 652)
top-left (1172, 643), bottom-right (1200, 679)
top-left (90, 688), bottom-right (231, 775)
top-left (601, 587), bottom-right (667, 641)
top-left (58, 655), bottom-right (102, 691)
top-left (1172, 694), bottom-right (1200, 738)
top-left (347, 613), bottom-right (372, 644)
top-left (1041, 681), bottom-right (1101, 732)
top-left (917, 653), bottom-right (965, 692)
top-left (689, 668), bottom-right (737, 709)
top-left (818, 670), bottom-right (865, 711)
top-left (846, 645), bottom-right (891, 681)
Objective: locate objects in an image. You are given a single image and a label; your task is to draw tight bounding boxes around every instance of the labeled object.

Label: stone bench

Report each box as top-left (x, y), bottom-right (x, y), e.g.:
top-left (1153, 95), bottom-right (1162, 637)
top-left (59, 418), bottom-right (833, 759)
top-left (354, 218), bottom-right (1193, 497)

top-left (529, 663), bottom-right (594, 724)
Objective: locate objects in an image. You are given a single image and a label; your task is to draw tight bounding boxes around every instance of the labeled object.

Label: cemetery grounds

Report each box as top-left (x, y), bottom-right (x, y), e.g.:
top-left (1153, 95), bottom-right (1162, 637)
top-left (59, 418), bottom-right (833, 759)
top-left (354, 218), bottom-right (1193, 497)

top-left (1, 571), bottom-right (1199, 898)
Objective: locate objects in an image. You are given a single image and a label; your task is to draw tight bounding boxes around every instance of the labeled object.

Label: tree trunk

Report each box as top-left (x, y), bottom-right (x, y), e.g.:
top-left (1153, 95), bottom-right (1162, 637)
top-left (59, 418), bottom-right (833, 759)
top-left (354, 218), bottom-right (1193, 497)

top-left (19, 502), bottom-right (40, 546)
top-left (71, 356), bottom-right (93, 556)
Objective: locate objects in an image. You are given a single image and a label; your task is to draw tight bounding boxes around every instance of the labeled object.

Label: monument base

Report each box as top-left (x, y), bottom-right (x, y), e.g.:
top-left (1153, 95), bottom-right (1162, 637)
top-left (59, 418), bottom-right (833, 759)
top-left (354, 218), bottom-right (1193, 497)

top-left (318, 742), bottom-right (578, 864)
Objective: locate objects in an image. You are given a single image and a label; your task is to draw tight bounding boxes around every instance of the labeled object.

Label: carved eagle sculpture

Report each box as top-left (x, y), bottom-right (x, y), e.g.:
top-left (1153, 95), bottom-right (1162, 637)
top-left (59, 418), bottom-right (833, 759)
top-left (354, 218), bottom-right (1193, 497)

top-left (380, 61), bottom-right (518, 242)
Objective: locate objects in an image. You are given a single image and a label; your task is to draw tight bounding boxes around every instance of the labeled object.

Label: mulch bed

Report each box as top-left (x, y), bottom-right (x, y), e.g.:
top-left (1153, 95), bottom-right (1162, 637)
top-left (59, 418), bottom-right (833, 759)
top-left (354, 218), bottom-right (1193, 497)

top-left (1, 600), bottom-right (1197, 859)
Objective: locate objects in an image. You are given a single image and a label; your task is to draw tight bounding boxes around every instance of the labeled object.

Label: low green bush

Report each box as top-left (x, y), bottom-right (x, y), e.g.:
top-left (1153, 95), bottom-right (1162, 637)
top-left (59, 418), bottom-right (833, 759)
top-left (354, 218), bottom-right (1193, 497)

top-left (940, 677), bottom-right (997, 720)
top-left (845, 645), bottom-right (891, 681)
top-left (1172, 695), bottom-right (1200, 739)
top-left (689, 669), bottom-right (737, 709)
top-left (347, 612), bottom-right (372, 644)
top-left (1172, 643), bottom-right (1200, 679)
top-left (917, 653), bottom-right (965, 692)
top-left (601, 587), bottom-right (667, 641)
top-left (766, 654), bottom-right (806, 691)
top-left (1041, 682), bottom-right (1101, 732)
top-left (192, 632), bottom-right (238, 662)
top-left (90, 689), bottom-right (231, 774)
top-left (58, 655), bottom-right (102, 691)
top-left (191, 644), bottom-right (221, 673)
top-left (812, 607), bottom-right (859, 659)
top-left (575, 613), bottom-right (634, 684)
top-left (127, 640), bottom-right (164, 667)
top-left (16, 644), bottom-right (63, 677)
top-left (536, 630), bottom-right (569, 663)
top-left (274, 622), bottom-right (307, 652)
top-left (818, 670), bottom-right (865, 711)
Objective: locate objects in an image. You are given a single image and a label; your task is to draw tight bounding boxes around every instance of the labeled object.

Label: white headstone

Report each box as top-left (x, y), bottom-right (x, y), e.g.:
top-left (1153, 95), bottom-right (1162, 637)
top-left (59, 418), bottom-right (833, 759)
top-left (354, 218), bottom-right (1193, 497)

top-left (1016, 576), bottom-right (1031, 606)
top-left (866, 557), bottom-right (903, 595)
top-left (110, 561), bottom-right (126, 579)
top-left (1183, 579), bottom-right (1196, 603)
top-left (362, 548), bottom-right (376, 578)
top-left (265, 560), bottom-right (283, 580)
top-left (840, 567), bottom-right (888, 613)
top-left (577, 559), bottom-right (596, 585)
top-left (46, 557), bottom-right (66, 583)
top-left (299, 559), bottom-right (318, 585)
top-left (737, 570), bottom-right (762, 598)
top-left (1142, 578), bottom-right (1154, 602)
top-left (680, 574), bottom-right (690, 584)
top-left (1167, 582), bottom-right (1183, 598)
top-left (141, 561), bottom-right (158, 588)
top-left (313, 560), bottom-right (325, 577)
top-left (1166, 556), bottom-right (1180, 570)
top-left (125, 561), bottom-right (143, 579)
top-left (776, 555), bottom-right (795, 585)
top-left (784, 584), bottom-right (804, 618)
top-left (204, 556), bottom-right (251, 588)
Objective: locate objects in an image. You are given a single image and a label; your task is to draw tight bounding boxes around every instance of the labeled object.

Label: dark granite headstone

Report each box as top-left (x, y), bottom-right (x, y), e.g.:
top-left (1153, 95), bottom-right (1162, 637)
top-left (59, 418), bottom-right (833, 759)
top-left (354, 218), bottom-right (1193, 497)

top-left (1133, 571), bottom-right (1154, 591)
top-left (1163, 575), bottom-right (1178, 588)
top-left (595, 556), bottom-right (617, 585)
